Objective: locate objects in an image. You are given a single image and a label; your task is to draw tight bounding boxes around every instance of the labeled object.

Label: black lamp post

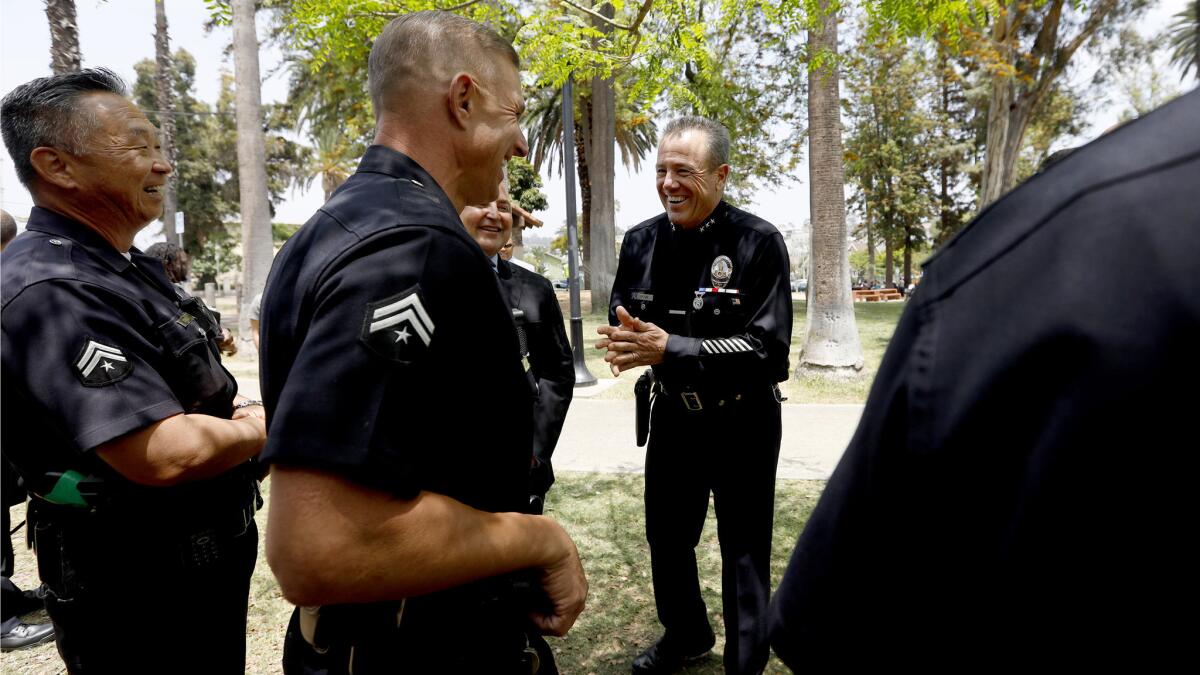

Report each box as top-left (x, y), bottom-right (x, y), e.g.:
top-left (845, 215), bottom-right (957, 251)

top-left (562, 75), bottom-right (598, 387)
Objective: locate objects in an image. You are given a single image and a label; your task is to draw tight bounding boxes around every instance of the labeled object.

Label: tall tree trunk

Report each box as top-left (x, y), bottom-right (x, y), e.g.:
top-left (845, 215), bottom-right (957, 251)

top-left (902, 226), bottom-right (913, 288)
top-left (799, 0), bottom-right (863, 374)
top-left (590, 1), bottom-right (619, 314)
top-left (231, 0), bottom-right (273, 339)
top-left (154, 0), bottom-right (178, 242)
top-left (573, 110), bottom-right (592, 290)
top-left (44, 0), bottom-right (81, 75)
top-left (865, 211), bottom-right (876, 287)
top-left (588, 1), bottom-right (617, 314)
top-left (884, 236), bottom-right (894, 286)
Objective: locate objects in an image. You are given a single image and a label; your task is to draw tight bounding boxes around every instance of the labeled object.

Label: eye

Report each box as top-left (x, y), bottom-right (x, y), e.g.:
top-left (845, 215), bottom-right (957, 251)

top-left (656, 169), bottom-right (666, 176)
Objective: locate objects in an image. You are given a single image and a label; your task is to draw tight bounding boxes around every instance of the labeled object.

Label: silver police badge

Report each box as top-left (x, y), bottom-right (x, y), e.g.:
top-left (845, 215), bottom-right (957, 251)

top-left (710, 255), bottom-right (733, 288)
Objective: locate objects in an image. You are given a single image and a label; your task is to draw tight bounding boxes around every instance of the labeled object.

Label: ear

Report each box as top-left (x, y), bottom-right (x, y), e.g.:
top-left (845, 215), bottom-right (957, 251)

top-left (715, 163), bottom-right (731, 190)
top-left (29, 147), bottom-right (78, 190)
top-left (447, 72), bottom-right (475, 130)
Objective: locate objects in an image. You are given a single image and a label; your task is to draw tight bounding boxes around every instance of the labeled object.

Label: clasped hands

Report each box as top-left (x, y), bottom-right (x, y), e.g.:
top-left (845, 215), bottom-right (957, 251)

top-left (594, 305), bottom-right (668, 376)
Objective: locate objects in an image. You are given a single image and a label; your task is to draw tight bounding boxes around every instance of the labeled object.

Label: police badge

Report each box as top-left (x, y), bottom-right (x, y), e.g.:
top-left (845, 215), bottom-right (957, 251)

top-left (710, 255), bottom-right (733, 288)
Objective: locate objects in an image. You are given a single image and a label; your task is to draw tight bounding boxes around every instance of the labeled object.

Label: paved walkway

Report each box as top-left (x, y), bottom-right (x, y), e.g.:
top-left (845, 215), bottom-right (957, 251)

top-left (555, 399), bottom-right (862, 480)
top-left (238, 378), bottom-right (861, 481)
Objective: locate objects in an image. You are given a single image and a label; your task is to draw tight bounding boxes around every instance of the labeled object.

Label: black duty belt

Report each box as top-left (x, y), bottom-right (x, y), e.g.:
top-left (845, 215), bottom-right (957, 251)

top-left (655, 380), bottom-right (781, 412)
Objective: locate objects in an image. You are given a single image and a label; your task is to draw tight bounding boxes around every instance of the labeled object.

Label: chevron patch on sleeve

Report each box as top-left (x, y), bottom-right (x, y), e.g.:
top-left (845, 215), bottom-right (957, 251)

top-left (360, 287), bottom-right (435, 363)
top-left (74, 338), bottom-right (134, 386)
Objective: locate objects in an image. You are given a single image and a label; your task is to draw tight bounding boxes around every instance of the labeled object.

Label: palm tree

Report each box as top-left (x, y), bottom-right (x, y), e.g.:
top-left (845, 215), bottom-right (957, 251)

top-left (524, 79), bottom-right (656, 306)
top-left (231, 0), bottom-right (273, 338)
top-left (1165, 1), bottom-right (1199, 81)
top-left (155, 0), bottom-right (179, 240)
top-left (44, 0), bottom-right (81, 74)
top-left (799, 0), bottom-right (864, 375)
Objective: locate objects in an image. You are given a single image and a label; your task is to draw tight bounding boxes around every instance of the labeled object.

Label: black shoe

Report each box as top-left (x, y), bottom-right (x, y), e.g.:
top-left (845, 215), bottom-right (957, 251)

top-left (0, 621), bottom-right (55, 652)
top-left (631, 636), bottom-right (715, 674)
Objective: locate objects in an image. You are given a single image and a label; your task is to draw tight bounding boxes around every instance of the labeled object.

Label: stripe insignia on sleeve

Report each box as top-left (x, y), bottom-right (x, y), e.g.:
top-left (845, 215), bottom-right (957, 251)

top-left (361, 287), bottom-right (435, 363)
top-left (701, 337), bottom-right (754, 355)
top-left (74, 339), bottom-right (133, 387)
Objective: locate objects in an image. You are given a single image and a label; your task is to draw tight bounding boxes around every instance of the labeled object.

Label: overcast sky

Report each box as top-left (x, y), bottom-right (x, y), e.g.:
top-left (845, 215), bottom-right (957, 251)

top-left (1, 0), bottom-right (1193, 243)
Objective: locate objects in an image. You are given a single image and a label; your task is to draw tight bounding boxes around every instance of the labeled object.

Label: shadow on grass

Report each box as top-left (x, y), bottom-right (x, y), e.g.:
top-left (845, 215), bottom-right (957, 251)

top-left (0, 473), bottom-right (826, 675)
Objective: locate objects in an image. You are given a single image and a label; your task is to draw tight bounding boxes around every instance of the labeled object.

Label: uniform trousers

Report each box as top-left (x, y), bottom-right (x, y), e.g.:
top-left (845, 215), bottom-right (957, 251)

top-left (34, 504), bottom-right (257, 674)
top-left (645, 383), bottom-right (781, 674)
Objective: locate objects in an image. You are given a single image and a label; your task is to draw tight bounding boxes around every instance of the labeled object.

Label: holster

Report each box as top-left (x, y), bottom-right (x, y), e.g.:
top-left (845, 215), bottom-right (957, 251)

top-left (634, 369), bottom-right (656, 447)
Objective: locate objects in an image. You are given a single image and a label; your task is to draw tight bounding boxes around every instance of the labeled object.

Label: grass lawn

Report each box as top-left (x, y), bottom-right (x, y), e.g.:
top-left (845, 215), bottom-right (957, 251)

top-left (577, 297), bottom-right (905, 404)
top-left (1, 473), bottom-right (825, 674)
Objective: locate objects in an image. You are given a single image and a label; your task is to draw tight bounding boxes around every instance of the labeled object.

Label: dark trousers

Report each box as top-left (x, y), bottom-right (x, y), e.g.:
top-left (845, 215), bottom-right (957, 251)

top-left (645, 387), bottom-right (781, 675)
top-left (2, 504), bottom-right (23, 631)
top-left (35, 509), bottom-right (257, 674)
top-left (2, 457), bottom-right (29, 631)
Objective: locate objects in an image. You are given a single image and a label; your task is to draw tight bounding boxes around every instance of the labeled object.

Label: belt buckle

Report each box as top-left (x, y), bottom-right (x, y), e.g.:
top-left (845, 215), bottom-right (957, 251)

top-left (681, 391), bottom-right (703, 411)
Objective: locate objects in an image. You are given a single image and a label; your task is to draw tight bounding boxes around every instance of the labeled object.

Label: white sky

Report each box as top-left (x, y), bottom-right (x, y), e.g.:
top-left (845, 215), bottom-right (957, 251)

top-left (1, 0), bottom-right (1193, 241)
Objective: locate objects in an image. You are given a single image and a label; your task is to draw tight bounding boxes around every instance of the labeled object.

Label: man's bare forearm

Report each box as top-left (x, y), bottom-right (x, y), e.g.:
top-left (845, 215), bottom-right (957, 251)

top-left (266, 465), bottom-right (579, 607)
top-left (96, 413), bottom-right (266, 486)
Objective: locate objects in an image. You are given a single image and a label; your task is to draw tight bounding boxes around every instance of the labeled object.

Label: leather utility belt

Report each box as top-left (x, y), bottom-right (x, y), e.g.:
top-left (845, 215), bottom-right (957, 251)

top-left (298, 572), bottom-right (548, 673)
top-left (655, 380), bottom-right (783, 412)
top-left (29, 477), bottom-right (259, 571)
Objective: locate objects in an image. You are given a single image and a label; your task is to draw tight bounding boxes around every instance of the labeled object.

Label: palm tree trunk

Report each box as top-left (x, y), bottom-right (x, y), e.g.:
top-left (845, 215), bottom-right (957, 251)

top-left (799, 0), bottom-right (864, 373)
top-left (587, 0), bottom-right (617, 314)
top-left (231, 0), bottom-right (273, 339)
top-left (574, 107), bottom-right (592, 291)
top-left (44, 0), bottom-right (81, 75)
top-left (154, 0), bottom-right (178, 242)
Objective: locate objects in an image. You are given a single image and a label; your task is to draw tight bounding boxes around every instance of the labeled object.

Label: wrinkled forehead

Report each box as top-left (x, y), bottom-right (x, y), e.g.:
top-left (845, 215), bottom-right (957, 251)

top-left (656, 130), bottom-right (714, 168)
top-left (85, 92), bottom-right (157, 141)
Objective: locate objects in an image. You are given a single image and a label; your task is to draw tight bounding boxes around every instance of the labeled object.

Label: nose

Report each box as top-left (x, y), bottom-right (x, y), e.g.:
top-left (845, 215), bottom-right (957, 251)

top-left (153, 151), bottom-right (173, 176)
top-left (661, 173), bottom-right (678, 191)
top-left (511, 127), bottom-right (529, 159)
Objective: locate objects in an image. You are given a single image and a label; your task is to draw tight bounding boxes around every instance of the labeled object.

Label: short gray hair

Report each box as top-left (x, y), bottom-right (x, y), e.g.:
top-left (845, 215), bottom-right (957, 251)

top-left (368, 10), bottom-right (519, 117)
top-left (1, 68), bottom-right (128, 188)
top-left (661, 116), bottom-right (730, 168)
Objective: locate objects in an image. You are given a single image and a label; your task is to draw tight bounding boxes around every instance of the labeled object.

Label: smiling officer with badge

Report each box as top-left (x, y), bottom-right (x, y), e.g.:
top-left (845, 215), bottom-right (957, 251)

top-left (597, 116), bottom-right (792, 675)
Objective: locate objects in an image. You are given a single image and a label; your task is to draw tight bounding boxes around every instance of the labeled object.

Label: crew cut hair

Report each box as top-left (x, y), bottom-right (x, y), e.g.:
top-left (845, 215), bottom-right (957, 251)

top-left (661, 116), bottom-right (731, 168)
top-left (1, 67), bottom-right (128, 188)
top-left (368, 10), bottom-right (519, 118)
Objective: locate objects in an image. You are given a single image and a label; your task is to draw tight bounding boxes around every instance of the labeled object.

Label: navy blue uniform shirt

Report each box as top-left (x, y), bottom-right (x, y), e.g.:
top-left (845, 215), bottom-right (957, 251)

top-left (769, 89), bottom-right (1200, 668)
top-left (610, 201), bottom-right (793, 387)
top-left (1, 207), bottom-right (241, 500)
top-left (260, 145), bottom-right (534, 515)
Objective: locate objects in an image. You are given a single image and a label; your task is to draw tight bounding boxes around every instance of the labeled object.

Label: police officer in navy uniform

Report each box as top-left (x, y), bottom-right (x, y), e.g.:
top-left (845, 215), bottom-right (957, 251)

top-left (0, 69), bottom-right (266, 673)
top-left (598, 117), bottom-right (792, 675)
top-left (461, 179), bottom-right (575, 514)
top-left (260, 13), bottom-right (587, 674)
top-left (500, 254), bottom-right (575, 511)
top-left (768, 90), bottom-right (1200, 670)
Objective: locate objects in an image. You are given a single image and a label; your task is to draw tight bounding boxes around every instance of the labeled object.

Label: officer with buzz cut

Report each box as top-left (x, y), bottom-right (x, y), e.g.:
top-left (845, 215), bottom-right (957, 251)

top-left (1, 68), bottom-right (266, 673)
top-left (260, 11), bottom-right (586, 674)
top-left (598, 116), bottom-right (792, 675)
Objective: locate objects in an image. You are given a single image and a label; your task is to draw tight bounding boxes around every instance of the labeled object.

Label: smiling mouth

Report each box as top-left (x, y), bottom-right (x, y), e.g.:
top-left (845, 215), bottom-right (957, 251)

top-left (667, 196), bottom-right (686, 205)
top-left (144, 186), bottom-right (163, 195)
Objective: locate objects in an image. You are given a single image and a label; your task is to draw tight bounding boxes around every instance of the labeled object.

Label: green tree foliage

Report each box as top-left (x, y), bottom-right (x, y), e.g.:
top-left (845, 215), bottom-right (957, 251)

top-left (133, 50), bottom-right (308, 284)
top-left (843, 33), bottom-right (933, 288)
top-left (507, 157), bottom-right (549, 213)
top-left (1164, 1), bottom-right (1199, 81)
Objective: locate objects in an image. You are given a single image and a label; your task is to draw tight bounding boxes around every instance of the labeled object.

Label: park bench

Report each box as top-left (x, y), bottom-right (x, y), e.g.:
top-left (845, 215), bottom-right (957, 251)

top-left (852, 288), bottom-right (903, 302)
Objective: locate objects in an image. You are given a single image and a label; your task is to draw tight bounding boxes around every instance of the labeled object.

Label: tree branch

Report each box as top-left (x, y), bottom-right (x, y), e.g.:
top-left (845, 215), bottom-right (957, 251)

top-left (560, 0), bottom-right (634, 30)
top-left (559, 0), bottom-right (654, 34)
